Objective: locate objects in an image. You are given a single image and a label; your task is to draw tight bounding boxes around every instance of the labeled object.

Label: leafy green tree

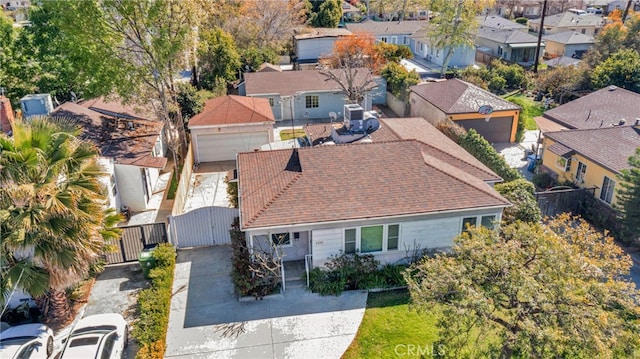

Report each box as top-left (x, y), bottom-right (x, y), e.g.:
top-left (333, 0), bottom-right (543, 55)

top-left (241, 45), bottom-right (279, 72)
top-left (591, 49), bottom-right (640, 93)
top-left (0, 12), bottom-right (38, 106)
top-left (535, 64), bottom-right (589, 104)
top-left (494, 179), bottom-right (542, 224)
top-left (424, 0), bottom-right (493, 78)
top-left (405, 215), bottom-right (640, 358)
top-left (198, 27), bottom-right (241, 91)
top-left (0, 118), bottom-right (121, 323)
top-left (307, 0), bottom-right (342, 28)
top-left (375, 42), bottom-right (414, 62)
top-left (617, 148), bottom-right (640, 243)
top-left (380, 62), bottom-right (419, 101)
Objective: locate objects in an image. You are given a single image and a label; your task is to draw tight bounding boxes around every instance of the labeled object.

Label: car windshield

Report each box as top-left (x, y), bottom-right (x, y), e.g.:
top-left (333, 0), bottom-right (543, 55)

top-left (71, 325), bottom-right (117, 336)
top-left (69, 336), bottom-right (100, 347)
top-left (0, 336), bottom-right (36, 346)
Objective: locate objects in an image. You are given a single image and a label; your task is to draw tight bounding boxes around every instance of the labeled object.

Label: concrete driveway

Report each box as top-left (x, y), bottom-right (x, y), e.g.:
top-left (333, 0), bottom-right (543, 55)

top-left (165, 246), bottom-right (368, 358)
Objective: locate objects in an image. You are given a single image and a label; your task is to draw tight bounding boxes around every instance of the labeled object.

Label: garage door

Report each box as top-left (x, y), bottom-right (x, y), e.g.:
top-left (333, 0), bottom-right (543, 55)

top-left (195, 132), bottom-right (270, 162)
top-left (456, 116), bottom-right (514, 143)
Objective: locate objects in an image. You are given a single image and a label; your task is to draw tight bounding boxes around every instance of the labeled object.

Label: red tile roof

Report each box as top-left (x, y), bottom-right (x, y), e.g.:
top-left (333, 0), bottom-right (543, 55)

top-left (238, 141), bottom-right (510, 230)
top-left (410, 79), bottom-right (520, 114)
top-left (51, 102), bottom-right (166, 169)
top-left (304, 117), bottom-right (501, 182)
top-left (544, 126), bottom-right (640, 174)
top-left (0, 96), bottom-right (15, 135)
top-left (188, 95), bottom-right (274, 127)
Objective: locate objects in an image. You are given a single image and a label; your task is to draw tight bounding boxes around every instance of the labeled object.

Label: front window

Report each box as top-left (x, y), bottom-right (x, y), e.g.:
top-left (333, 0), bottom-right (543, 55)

top-left (600, 176), bottom-right (615, 204)
top-left (387, 224), bottom-right (399, 250)
top-left (345, 229), bottom-right (356, 254)
top-left (461, 217), bottom-right (477, 233)
top-left (271, 233), bottom-right (291, 246)
top-left (481, 215), bottom-right (496, 229)
top-left (305, 95), bottom-right (319, 108)
top-left (269, 97), bottom-right (275, 107)
top-left (576, 162), bottom-right (587, 183)
top-left (380, 36), bottom-right (388, 43)
top-left (556, 156), bottom-right (572, 172)
top-left (361, 225), bottom-right (383, 253)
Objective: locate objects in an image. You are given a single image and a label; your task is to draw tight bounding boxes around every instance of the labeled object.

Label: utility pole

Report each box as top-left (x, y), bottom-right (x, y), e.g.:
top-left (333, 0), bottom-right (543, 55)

top-left (533, 0), bottom-right (548, 74)
top-left (622, 0), bottom-right (633, 23)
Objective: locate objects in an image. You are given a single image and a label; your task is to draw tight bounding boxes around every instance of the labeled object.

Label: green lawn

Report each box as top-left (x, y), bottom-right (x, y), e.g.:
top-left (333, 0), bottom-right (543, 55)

top-left (343, 290), bottom-right (439, 359)
top-left (504, 94), bottom-right (544, 131)
top-left (343, 289), bottom-right (498, 359)
top-left (279, 129), bottom-right (306, 141)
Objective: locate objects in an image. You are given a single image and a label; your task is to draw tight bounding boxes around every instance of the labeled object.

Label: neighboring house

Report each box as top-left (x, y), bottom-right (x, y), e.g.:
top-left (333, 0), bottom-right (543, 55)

top-left (255, 62), bottom-right (282, 73)
top-left (542, 56), bottom-right (582, 69)
top-left (237, 117), bottom-right (510, 271)
top-left (188, 95), bottom-right (275, 163)
top-left (476, 27), bottom-right (544, 65)
top-left (538, 85), bottom-right (640, 130)
top-left (493, 0), bottom-right (541, 18)
top-left (410, 26), bottom-right (476, 68)
top-left (540, 123), bottom-right (640, 207)
top-left (293, 28), bottom-right (352, 70)
top-left (238, 69), bottom-right (386, 121)
top-left (341, 0), bottom-right (363, 22)
top-left (409, 79), bottom-right (521, 143)
top-left (543, 31), bottom-right (594, 58)
top-left (0, 95), bottom-right (15, 135)
top-left (344, 19), bottom-right (427, 46)
top-left (477, 15), bottom-right (529, 32)
top-left (51, 100), bottom-right (167, 213)
top-left (529, 12), bottom-right (605, 36)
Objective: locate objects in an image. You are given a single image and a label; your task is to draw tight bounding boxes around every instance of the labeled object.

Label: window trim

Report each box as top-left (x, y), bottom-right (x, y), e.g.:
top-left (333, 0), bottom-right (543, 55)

top-left (599, 176), bottom-right (615, 204)
top-left (343, 224), bottom-right (401, 254)
top-left (576, 161), bottom-right (587, 183)
top-left (556, 156), bottom-right (572, 172)
top-left (271, 232), bottom-right (293, 247)
top-left (461, 214), bottom-right (499, 234)
top-left (305, 95), bottom-right (319, 109)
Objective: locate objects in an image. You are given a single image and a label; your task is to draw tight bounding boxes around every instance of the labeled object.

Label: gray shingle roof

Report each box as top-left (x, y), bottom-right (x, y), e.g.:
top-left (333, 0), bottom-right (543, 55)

top-left (477, 15), bottom-right (528, 31)
top-left (529, 12), bottom-right (604, 28)
top-left (545, 126), bottom-right (640, 173)
top-left (244, 69), bottom-right (374, 97)
top-left (543, 31), bottom-right (594, 44)
top-left (542, 56), bottom-right (582, 68)
top-left (345, 19), bottom-right (427, 35)
top-left (410, 79), bottom-right (521, 114)
top-left (543, 86), bottom-right (640, 129)
top-left (477, 27), bottom-right (541, 44)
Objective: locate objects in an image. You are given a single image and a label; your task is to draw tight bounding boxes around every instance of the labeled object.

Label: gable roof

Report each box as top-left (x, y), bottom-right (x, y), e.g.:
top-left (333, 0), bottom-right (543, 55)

top-left (543, 31), bottom-right (594, 44)
top-left (303, 117), bottom-right (501, 183)
top-left (51, 102), bottom-right (166, 168)
top-left (243, 69), bottom-right (374, 97)
top-left (529, 12), bottom-right (604, 28)
top-left (345, 19), bottom-right (427, 36)
top-left (544, 126), bottom-right (640, 174)
top-left (188, 95), bottom-right (274, 127)
top-left (256, 62), bottom-right (282, 72)
top-left (542, 56), bottom-right (582, 68)
top-left (238, 141), bottom-right (510, 229)
top-left (477, 15), bottom-right (528, 31)
top-left (477, 27), bottom-right (541, 45)
top-left (410, 79), bottom-right (521, 114)
top-left (543, 86), bottom-right (640, 129)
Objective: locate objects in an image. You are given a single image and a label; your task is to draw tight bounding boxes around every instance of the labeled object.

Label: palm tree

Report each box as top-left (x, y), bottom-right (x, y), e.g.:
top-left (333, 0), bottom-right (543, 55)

top-left (0, 117), bottom-right (121, 323)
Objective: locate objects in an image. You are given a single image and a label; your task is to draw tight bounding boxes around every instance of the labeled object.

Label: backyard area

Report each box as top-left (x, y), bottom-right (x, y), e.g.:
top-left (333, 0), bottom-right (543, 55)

top-left (504, 93), bottom-right (544, 131)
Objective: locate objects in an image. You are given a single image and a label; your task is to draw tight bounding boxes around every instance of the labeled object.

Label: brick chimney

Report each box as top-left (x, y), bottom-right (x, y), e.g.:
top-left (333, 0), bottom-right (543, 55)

top-left (0, 96), bottom-right (15, 135)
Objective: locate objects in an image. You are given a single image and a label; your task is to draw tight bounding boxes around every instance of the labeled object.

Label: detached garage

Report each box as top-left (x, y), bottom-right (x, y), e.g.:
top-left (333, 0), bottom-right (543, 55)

top-left (409, 79), bottom-right (521, 143)
top-left (189, 95), bottom-right (275, 163)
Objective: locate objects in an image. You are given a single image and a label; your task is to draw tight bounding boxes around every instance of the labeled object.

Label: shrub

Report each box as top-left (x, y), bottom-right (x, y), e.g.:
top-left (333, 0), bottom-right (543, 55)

top-left (459, 129), bottom-right (522, 182)
top-left (308, 268), bottom-right (346, 296)
top-left (436, 120), bottom-right (467, 144)
top-left (532, 172), bottom-right (556, 189)
top-left (495, 179), bottom-right (542, 224)
top-left (515, 17), bottom-right (528, 25)
top-left (225, 176), bottom-right (238, 208)
top-left (133, 243), bottom-right (176, 359)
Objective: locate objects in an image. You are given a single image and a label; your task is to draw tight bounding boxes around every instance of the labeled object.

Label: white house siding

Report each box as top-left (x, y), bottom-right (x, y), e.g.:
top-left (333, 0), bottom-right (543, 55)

top-left (191, 124), bottom-right (274, 162)
top-left (114, 164), bottom-right (157, 212)
top-left (413, 41), bottom-right (475, 68)
top-left (310, 228), bottom-right (344, 267)
top-left (296, 38), bottom-right (340, 62)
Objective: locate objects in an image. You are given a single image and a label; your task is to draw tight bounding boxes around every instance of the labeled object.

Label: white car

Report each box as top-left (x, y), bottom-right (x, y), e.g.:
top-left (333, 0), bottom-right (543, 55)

top-left (60, 314), bottom-right (128, 359)
top-left (0, 323), bottom-right (54, 359)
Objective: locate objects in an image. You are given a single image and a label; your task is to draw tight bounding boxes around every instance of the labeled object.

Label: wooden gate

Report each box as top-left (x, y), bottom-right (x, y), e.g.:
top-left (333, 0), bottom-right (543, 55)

top-left (535, 187), bottom-right (596, 218)
top-left (104, 222), bottom-right (168, 264)
top-left (168, 206), bottom-right (238, 248)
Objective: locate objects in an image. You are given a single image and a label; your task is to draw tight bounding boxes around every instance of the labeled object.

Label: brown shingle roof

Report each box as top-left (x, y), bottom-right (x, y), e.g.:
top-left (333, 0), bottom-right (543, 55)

top-left (303, 117), bottom-right (501, 182)
top-left (543, 86), bottom-right (640, 129)
top-left (188, 95), bottom-right (274, 127)
top-left (243, 69), bottom-right (373, 97)
top-left (410, 79), bottom-right (520, 114)
top-left (544, 126), bottom-right (640, 173)
top-left (51, 102), bottom-right (166, 169)
top-left (238, 141), bottom-right (509, 229)
top-left (78, 97), bottom-right (156, 120)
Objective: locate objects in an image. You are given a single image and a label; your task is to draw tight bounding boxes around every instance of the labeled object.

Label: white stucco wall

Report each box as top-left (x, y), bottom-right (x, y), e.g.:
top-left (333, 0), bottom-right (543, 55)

top-left (409, 91), bottom-right (448, 125)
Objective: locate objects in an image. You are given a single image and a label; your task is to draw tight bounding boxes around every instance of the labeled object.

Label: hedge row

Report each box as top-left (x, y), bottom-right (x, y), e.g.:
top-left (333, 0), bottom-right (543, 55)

top-left (459, 129), bottom-right (522, 182)
top-left (133, 244), bottom-right (176, 359)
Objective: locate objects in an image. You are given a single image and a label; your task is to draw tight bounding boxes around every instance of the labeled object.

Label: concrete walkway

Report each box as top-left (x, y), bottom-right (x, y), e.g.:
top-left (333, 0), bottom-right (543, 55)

top-left (165, 246), bottom-right (368, 358)
top-left (493, 129), bottom-right (541, 181)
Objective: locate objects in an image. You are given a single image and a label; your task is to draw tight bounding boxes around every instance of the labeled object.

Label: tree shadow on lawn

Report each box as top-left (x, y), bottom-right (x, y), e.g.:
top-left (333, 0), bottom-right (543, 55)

top-left (366, 289), bottom-right (411, 309)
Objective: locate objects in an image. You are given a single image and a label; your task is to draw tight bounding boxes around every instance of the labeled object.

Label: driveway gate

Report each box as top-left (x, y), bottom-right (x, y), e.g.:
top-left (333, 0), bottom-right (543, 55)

top-left (168, 206), bottom-right (238, 248)
top-left (104, 222), bottom-right (168, 264)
